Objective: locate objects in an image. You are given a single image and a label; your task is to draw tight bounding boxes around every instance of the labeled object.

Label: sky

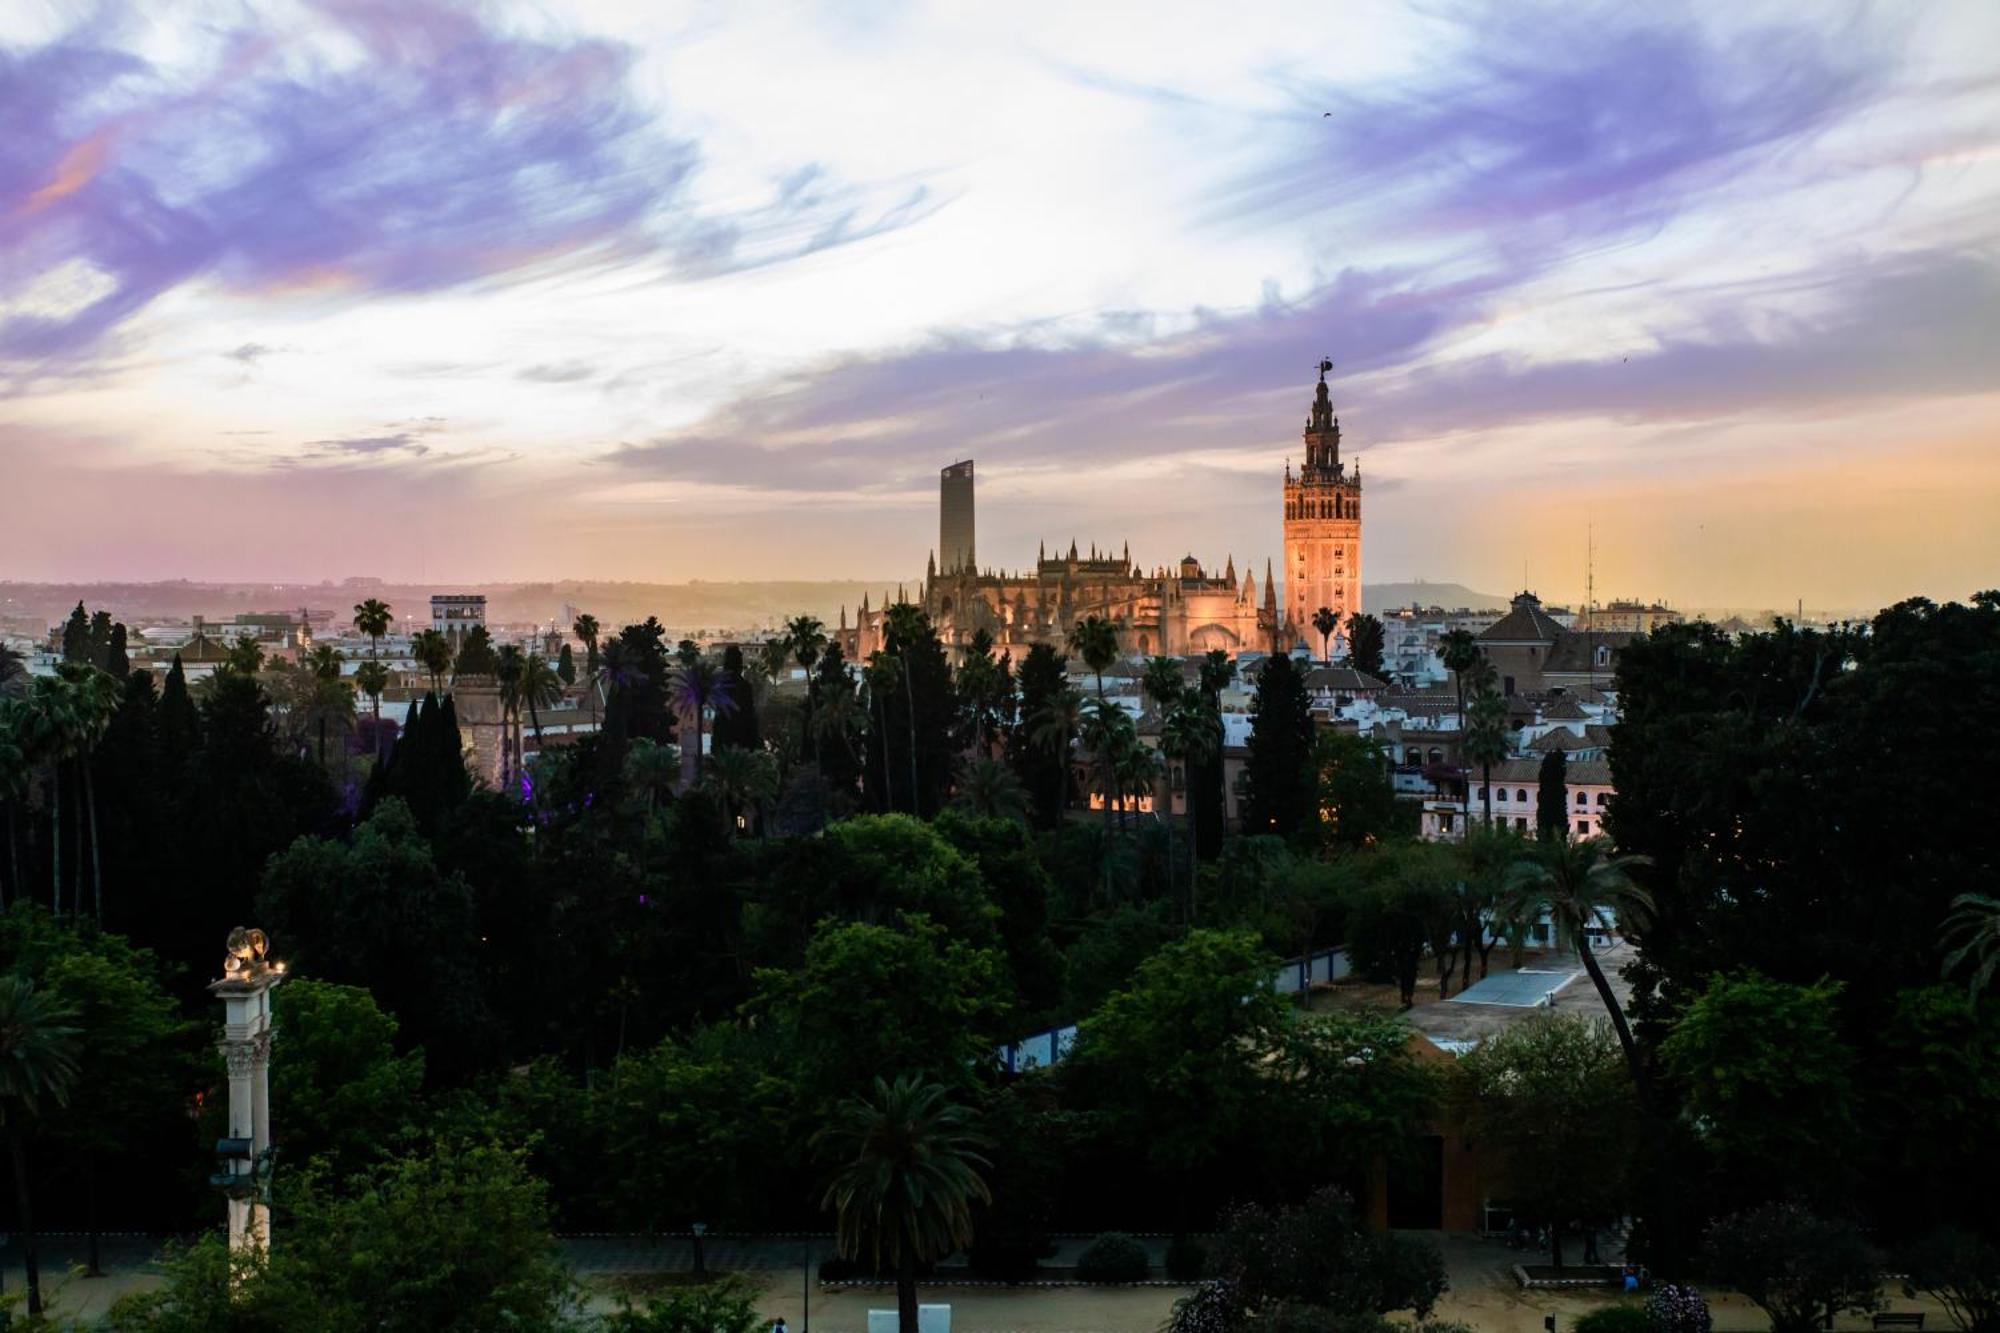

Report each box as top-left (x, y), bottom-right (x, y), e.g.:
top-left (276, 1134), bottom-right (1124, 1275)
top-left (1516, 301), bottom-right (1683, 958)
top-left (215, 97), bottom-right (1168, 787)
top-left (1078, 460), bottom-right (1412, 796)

top-left (3, 0), bottom-right (1998, 610)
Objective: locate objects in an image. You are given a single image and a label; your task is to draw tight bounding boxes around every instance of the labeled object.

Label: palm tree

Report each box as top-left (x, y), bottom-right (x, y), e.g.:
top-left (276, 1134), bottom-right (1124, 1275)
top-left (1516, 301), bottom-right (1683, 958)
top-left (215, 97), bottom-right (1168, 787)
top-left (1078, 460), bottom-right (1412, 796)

top-left (0, 702), bottom-right (29, 906)
top-left (572, 614), bottom-right (601, 724)
top-left (786, 615), bottom-right (828, 679)
top-left (817, 1077), bottom-right (992, 1333)
top-left (0, 645), bottom-right (27, 700)
top-left (55, 664), bottom-right (120, 922)
top-left (21, 677), bottom-right (78, 916)
top-left (1941, 893), bottom-right (2000, 996)
top-left (1140, 656), bottom-right (1183, 713)
top-left (0, 975), bottom-right (79, 1316)
top-left (1501, 836), bottom-right (1655, 1103)
top-left (305, 646), bottom-right (344, 769)
top-left (1312, 606), bottom-right (1338, 662)
top-left (1464, 684), bottom-right (1510, 827)
top-left (667, 657), bottom-right (736, 787)
top-left (1029, 686), bottom-right (1084, 813)
top-left (1067, 616), bottom-right (1120, 834)
top-left (520, 653), bottom-right (564, 763)
top-left (494, 645), bottom-right (527, 789)
top-left (1439, 629), bottom-right (1482, 824)
top-left (951, 756), bottom-right (1028, 822)
top-left (354, 659), bottom-right (390, 761)
top-left (703, 745), bottom-right (780, 835)
top-left (1159, 695), bottom-right (1221, 916)
top-left (412, 629), bottom-right (453, 695)
top-left (225, 634), bottom-right (266, 676)
top-left (351, 598), bottom-right (392, 659)
top-left (622, 738), bottom-right (680, 818)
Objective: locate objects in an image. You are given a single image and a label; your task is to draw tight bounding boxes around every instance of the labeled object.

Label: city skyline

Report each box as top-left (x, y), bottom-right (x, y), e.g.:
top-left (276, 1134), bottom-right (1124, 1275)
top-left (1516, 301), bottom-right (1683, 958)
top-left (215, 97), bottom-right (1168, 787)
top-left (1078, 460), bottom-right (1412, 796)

top-left (5, 2), bottom-right (1999, 610)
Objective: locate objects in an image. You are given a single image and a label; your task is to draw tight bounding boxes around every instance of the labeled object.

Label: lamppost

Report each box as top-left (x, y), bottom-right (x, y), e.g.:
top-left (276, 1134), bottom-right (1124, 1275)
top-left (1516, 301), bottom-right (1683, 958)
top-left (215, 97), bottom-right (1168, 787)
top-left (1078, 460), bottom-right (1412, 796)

top-left (209, 927), bottom-right (285, 1258)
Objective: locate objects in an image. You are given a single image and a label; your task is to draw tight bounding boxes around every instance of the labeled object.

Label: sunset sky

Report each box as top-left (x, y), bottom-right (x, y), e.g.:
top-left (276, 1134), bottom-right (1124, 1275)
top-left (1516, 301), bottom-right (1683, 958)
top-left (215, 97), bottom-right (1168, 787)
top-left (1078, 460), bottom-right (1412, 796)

top-left (4, 1), bottom-right (1998, 610)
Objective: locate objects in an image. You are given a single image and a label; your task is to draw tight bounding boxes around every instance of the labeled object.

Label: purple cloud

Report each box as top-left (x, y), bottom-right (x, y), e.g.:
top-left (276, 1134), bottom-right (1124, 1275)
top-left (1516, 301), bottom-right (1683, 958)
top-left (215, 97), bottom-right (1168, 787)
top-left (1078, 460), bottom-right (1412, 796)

top-left (0, 1), bottom-right (932, 369)
top-left (1221, 5), bottom-right (1880, 246)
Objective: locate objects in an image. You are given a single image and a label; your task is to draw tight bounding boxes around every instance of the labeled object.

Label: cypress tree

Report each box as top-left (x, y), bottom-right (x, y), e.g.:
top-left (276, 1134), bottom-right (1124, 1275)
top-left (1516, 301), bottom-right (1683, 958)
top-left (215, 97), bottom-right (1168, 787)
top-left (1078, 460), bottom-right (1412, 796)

top-left (1240, 653), bottom-right (1316, 837)
top-left (1537, 748), bottom-right (1568, 841)
top-left (711, 645), bottom-right (761, 751)
top-left (157, 654), bottom-right (201, 763)
top-left (88, 609), bottom-right (113, 668)
top-left (556, 643), bottom-right (576, 686)
top-left (61, 602), bottom-right (90, 662)
top-left (1008, 642), bottom-right (1071, 829)
top-left (105, 623), bottom-right (130, 678)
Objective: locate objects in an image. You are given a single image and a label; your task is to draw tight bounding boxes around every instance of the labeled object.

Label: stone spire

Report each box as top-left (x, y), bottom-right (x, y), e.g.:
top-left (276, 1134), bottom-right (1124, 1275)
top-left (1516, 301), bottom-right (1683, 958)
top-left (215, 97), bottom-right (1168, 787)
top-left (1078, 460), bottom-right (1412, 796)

top-left (1303, 357), bottom-right (1342, 477)
top-left (1224, 553), bottom-right (1237, 584)
top-left (1242, 565), bottom-right (1257, 606)
top-left (839, 605), bottom-right (848, 630)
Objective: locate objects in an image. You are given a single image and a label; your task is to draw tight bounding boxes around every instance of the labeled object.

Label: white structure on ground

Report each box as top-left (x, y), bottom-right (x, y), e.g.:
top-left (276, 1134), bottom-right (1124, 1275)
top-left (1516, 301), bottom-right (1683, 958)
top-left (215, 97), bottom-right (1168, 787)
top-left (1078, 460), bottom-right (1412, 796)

top-left (210, 927), bottom-right (285, 1258)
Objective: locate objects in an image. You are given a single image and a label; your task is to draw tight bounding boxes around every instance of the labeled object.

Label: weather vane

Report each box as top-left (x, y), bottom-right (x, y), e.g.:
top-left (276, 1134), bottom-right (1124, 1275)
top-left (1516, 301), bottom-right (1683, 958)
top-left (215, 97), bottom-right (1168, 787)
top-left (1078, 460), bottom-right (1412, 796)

top-left (1318, 356), bottom-right (1333, 379)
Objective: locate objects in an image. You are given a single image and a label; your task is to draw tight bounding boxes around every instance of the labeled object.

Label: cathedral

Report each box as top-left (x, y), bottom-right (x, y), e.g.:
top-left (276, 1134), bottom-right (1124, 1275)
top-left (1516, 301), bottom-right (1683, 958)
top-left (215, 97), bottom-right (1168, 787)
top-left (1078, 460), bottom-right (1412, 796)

top-left (837, 359), bottom-right (1362, 662)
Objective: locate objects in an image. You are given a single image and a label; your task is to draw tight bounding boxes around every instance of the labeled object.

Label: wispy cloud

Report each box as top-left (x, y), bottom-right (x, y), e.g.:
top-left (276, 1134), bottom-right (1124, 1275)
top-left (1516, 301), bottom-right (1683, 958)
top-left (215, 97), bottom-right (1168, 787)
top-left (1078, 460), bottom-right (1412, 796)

top-left (0, 0), bottom-right (937, 371)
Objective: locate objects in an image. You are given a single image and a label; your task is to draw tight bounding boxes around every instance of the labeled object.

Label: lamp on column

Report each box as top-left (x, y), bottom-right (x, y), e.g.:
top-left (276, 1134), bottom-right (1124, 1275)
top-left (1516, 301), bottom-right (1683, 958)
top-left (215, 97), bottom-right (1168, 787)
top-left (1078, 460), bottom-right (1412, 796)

top-left (210, 927), bottom-right (286, 1261)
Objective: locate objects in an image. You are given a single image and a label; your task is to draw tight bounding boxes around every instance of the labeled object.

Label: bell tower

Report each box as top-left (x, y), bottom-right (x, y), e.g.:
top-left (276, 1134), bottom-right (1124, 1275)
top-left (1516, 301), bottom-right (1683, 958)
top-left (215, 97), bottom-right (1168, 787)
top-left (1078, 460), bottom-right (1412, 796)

top-left (1282, 358), bottom-right (1362, 647)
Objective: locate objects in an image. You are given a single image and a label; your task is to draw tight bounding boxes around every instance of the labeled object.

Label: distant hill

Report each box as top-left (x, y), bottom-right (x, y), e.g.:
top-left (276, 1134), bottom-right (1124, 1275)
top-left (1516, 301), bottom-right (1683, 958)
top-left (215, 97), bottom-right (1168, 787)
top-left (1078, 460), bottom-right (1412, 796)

top-left (1363, 581), bottom-right (1510, 612)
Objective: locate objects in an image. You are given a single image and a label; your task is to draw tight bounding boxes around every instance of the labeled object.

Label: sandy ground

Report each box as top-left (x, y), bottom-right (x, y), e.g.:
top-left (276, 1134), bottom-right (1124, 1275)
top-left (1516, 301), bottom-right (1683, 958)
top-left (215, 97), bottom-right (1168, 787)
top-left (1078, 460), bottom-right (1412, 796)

top-left (1301, 944), bottom-right (1639, 1046)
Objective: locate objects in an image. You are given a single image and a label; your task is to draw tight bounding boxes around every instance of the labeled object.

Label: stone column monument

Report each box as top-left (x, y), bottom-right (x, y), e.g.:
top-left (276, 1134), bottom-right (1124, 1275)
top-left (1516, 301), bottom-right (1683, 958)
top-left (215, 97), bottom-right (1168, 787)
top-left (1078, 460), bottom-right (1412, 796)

top-left (210, 927), bottom-right (285, 1256)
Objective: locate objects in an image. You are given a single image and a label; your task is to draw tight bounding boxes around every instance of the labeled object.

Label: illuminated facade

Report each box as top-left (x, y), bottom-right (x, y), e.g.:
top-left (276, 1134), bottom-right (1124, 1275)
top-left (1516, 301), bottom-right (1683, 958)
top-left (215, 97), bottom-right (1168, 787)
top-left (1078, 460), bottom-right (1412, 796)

top-left (1283, 359), bottom-right (1362, 643)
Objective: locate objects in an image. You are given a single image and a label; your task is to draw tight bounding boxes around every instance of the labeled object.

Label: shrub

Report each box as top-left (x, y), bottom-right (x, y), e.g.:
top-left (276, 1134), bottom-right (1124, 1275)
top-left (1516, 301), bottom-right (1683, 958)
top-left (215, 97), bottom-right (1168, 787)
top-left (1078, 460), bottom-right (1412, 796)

top-left (1077, 1232), bottom-right (1151, 1283)
top-left (1646, 1283), bottom-right (1713, 1333)
top-left (1899, 1226), bottom-right (2000, 1333)
top-left (1167, 1237), bottom-right (1209, 1282)
top-left (1704, 1203), bottom-right (1883, 1333)
top-left (603, 1277), bottom-right (763, 1333)
top-left (1574, 1306), bottom-right (1655, 1333)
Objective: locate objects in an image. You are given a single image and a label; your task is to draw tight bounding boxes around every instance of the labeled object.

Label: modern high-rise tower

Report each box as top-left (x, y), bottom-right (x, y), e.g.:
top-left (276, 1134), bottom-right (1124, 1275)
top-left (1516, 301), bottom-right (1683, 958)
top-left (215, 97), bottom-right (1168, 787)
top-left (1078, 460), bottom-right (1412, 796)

top-left (1282, 359), bottom-right (1362, 644)
top-left (941, 460), bottom-right (976, 575)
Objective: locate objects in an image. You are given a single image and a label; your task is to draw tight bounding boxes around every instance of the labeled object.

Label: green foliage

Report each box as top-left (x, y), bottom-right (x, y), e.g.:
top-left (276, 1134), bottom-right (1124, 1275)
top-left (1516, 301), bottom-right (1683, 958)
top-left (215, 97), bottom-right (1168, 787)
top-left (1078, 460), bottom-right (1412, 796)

top-left (1278, 1008), bottom-right (1441, 1172)
top-left (1460, 1012), bottom-right (1638, 1245)
top-left (1344, 612), bottom-right (1385, 678)
top-left (1645, 1283), bottom-right (1713, 1333)
top-left (595, 1024), bottom-right (786, 1234)
top-left (1310, 731), bottom-right (1412, 851)
top-left (1573, 1306), bottom-right (1655, 1333)
top-left (1344, 843), bottom-right (1456, 1009)
top-left (265, 979), bottom-right (424, 1177)
top-left (601, 1276), bottom-right (765, 1333)
top-left (753, 914), bottom-right (1013, 1107)
top-left (1703, 1202), bottom-right (1883, 1333)
top-left (1065, 929), bottom-right (1287, 1175)
top-left (1075, 1232), bottom-right (1150, 1282)
top-left (111, 1141), bottom-right (577, 1333)
top-left (1210, 1186), bottom-right (1448, 1320)
top-left (1660, 971), bottom-right (1856, 1205)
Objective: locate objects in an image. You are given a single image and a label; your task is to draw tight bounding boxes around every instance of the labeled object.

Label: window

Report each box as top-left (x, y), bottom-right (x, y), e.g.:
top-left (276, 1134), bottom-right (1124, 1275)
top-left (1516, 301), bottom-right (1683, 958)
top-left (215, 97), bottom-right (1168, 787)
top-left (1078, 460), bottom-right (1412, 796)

top-left (1503, 675), bottom-right (1516, 696)
top-left (1517, 788), bottom-right (1529, 802)
top-left (1576, 791), bottom-right (1589, 806)
top-left (1477, 786), bottom-right (1487, 801)
top-left (1595, 646), bottom-right (1611, 667)
top-left (1516, 818), bottom-right (1527, 832)
top-left (1596, 792), bottom-right (1609, 806)
top-left (1577, 820), bottom-right (1590, 836)
top-left (1497, 787), bottom-right (1509, 802)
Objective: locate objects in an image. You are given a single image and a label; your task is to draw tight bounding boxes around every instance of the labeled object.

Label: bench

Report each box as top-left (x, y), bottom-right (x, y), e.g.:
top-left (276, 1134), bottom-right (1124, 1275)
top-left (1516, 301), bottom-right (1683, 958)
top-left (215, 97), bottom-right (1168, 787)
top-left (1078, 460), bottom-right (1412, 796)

top-left (1873, 1315), bottom-right (1924, 1331)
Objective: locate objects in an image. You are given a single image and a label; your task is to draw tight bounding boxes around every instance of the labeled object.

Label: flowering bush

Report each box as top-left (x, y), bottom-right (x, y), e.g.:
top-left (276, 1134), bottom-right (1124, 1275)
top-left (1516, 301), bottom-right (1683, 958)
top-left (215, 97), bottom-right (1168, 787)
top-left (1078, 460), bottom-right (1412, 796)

top-left (1646, 1281), bottom-right (1714, 1333)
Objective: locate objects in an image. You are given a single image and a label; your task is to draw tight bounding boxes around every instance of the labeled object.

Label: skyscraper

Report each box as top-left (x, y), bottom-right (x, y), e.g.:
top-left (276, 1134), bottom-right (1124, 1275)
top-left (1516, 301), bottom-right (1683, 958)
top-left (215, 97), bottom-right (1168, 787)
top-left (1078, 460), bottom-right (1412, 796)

top-left (1282, 359), bottom-right (1363, 643)
top-left (940, 460), bottom-right (976, 575)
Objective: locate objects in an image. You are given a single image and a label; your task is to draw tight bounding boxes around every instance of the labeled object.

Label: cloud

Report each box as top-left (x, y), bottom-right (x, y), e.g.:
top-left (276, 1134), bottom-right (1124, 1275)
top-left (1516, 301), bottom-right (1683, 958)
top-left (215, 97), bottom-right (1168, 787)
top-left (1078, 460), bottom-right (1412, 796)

top-left (307, 433), bottom-right (430, 458)
top-left (1218, 4), bottom-right (1881, 247)
top-left (0, 0), bottom-right (938, 370)
top-left (516, 361), bottom-right (595, 384)
top-left (224, 342), bottom-right (277, 364)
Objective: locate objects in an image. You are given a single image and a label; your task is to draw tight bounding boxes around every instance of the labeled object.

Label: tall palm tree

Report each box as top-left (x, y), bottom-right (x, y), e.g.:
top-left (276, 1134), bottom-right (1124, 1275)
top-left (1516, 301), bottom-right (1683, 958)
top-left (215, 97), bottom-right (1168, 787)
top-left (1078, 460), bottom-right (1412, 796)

top-left (0, 702), bottom-right (29, 906)
top-left (817, 1077), bottom-right (992, 1333)
top-left (703, 745), bottom-right (779, 835)
top-left (1439, 629), bottom-right (1483, 825)
top-left (351, 598), bottom-right (392, 659)
top-left (1159, 695), bottom-right (1221, 916)
top-left (1464, 684), bottom-right (1510, 827)
top-left (1941, 893), bottom-right (2000, 996)
top-left (305, 646), bottom-right (344, 769)
top-left (412, 629), bottom-right (453, 695)
top-left (1029, 685), bottom-right (1084, 813)
top-left (622, 738), bottom-right (681, 818)
top-left (786, 615), bottom-right (828, 679)
top-left (1140, 656), bottom-right (1183, 713)
top-left (22, 677), bottom-right (79, 916)
top-left (1312, 606), bottom-right (1338, 662)
top-left (1502, 836), bottom-right (1655, 1104)
top-left (56, 665), bottom-right (121, 922)
top-left (520, 653), bottom-right (564, 761)
top-left (950, 756), bottom-right (1028, 823)
top-left (572, 614), bottom-right (601, 725)
top-left (667, 657), bottom-right (736, 787)
top-left (1066, 617), bottom-right (1119, 834)
top-left (0, 976), bottom-right (79, 1316)
top-left (494, 645), bottom-right (527, 789)
top-left (0, 645), bottom-right (27, 700)
top-left (354, 660), bottom-right (389, 762)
